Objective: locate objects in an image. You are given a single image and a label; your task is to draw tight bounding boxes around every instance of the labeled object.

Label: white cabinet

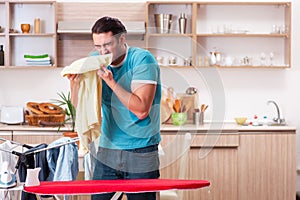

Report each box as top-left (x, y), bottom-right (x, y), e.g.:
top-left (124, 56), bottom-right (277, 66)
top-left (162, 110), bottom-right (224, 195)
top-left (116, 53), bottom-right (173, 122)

top-left (146, 1), bottom-right (291, 68)
top-left (0, 0), bottom-right (57, 68)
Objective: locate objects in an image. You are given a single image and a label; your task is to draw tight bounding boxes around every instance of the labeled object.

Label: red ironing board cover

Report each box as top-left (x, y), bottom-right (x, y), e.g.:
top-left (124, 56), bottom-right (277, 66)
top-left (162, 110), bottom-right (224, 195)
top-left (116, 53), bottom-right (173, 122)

top-left (24, 179), bottom-right (210, 195)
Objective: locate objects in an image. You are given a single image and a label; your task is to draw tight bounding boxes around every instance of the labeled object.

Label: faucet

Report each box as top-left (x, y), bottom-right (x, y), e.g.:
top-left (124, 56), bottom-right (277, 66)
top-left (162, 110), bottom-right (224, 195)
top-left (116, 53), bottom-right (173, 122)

top-left (267, 100), bottom-right (285, 124)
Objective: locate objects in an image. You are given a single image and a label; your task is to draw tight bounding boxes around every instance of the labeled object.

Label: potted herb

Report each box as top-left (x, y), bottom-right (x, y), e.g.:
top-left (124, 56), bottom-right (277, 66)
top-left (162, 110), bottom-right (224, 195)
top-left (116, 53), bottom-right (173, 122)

top-left (52, 92), bottom-right (80, 148)
top-left (52, 91), bottom-right (76, 133)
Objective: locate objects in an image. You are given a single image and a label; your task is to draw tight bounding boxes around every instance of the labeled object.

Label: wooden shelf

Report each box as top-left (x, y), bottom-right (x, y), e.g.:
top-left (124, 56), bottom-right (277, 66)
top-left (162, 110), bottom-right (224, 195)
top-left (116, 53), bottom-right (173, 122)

top-left (9, 33), bottom-right (56, 37)
top-left (147, 33), bottom-right (193, 37)
top-left (0, 0), bottom-right (57, 68)
top-left (5, 65), bottom-right (55, 69)
top-left (196, 33), bottom-right (289, 38)
top-left (146, 1), bottom-right (292, 69)
top-left (160, 65), bottom-right (193, 68)
top-left (205, 65), bottom-right (289, 69)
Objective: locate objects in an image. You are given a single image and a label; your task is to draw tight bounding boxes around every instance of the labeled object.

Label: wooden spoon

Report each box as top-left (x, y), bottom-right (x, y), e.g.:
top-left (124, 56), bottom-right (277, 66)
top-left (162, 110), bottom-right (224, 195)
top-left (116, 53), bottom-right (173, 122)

top-left (203, 105), bottom-right (208, 111)
top-left (173, 99), bottom-right (181, 113)
top-left (200, 104), bottom-right (208, 112)
top-left (200, 104), bottom-right (205, 112)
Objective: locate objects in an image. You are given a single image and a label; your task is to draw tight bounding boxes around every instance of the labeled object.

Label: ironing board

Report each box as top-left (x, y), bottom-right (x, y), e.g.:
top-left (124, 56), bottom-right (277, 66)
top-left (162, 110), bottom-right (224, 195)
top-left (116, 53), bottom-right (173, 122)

top-left (24, 179), bottom-right (210, 199)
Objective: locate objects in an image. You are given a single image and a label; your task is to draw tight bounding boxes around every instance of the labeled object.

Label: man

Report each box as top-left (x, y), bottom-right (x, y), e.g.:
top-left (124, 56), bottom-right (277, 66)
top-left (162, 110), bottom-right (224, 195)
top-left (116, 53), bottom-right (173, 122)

top-left (91, 16), bottom-right (161, 200)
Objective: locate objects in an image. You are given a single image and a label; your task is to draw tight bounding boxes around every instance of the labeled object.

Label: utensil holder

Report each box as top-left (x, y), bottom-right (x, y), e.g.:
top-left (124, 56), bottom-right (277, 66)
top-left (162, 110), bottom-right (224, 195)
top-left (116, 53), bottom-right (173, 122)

top-left (200, 112), bottom-right (204, 125)
top-left (193, 111), bottom-right (200, 126)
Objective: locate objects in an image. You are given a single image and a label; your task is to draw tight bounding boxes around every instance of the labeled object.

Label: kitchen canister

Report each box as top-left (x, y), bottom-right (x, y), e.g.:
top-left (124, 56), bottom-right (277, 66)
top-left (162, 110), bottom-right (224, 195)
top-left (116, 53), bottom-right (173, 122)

top-left (34, 18), bottom-right (40, 34)
top-left (154, 14), bottom-right (172, 34)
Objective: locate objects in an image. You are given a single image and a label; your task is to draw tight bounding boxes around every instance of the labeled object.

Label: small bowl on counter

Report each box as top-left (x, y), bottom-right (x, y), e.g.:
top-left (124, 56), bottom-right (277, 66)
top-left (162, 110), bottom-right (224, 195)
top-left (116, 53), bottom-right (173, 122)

top-left (171, 112), bottom-right (187, 126)
top-left (234, 117), bottom-right (247, 125)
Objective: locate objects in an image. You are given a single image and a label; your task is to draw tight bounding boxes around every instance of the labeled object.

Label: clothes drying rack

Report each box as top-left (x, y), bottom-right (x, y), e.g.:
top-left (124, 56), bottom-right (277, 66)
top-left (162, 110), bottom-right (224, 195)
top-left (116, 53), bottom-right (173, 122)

top-left (0, 137), bottom-right (79, 170)
top-left (0, 137), bottom-right (79, 200)
top-left (0, 137), bottom-right (79, 154)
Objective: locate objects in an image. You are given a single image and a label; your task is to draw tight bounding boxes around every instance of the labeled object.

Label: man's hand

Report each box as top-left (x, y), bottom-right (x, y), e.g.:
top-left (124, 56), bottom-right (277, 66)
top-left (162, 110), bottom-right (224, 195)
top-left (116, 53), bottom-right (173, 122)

top-left (67, 74), bottom-right (81, 82)
top-left (67, 74), bottom-right (81, 109)
top-left (97, 65), bottom-right (110, 79)
top-left (97, 65), bottom-right (117, 90)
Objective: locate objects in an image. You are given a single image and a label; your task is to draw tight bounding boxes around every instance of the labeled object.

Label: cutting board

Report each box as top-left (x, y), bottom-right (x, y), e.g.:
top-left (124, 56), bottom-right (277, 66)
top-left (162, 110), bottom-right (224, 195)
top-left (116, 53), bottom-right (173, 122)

top-left (177, 93), bottom-right (198, 122)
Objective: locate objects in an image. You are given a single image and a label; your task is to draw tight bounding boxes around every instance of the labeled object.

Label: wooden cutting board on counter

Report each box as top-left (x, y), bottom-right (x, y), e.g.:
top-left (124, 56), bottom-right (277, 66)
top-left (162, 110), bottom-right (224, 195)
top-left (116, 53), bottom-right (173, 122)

top-left (177, 93), bottom-right (197, 123)
top-left (160, 91), bottom-right (198, 124)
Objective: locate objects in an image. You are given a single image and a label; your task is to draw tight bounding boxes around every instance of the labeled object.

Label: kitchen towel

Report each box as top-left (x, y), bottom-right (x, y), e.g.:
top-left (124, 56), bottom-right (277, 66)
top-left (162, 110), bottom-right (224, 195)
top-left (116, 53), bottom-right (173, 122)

top-left (24, 54), bottom-right (52, 66)
top-left (61, 54), bottom-right (112, 155)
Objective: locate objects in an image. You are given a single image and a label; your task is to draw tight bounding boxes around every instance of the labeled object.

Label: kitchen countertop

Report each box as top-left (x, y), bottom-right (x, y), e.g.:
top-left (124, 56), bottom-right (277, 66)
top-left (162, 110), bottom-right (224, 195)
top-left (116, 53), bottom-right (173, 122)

top-left (0, 123), bottom-right (70, 132)
top-left (0, 122), bottom-right (296, 132)
top-left (161, 122), bottom-right (296, 132)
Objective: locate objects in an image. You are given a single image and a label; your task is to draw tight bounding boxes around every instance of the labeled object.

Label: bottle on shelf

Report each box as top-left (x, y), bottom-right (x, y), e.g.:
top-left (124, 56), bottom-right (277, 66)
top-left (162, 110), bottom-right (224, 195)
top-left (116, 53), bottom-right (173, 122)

top-left (178, 13), bottom-right (187, 34)
top-left (209, 52), bottom-right (216, 66)
top-left (0, 45), bottom-right (4, 66)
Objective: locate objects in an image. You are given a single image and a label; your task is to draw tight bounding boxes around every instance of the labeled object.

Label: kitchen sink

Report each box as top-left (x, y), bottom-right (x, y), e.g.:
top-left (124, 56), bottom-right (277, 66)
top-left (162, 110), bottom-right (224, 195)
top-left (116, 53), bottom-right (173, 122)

top-left (268, 123), bottom-right (287, 126)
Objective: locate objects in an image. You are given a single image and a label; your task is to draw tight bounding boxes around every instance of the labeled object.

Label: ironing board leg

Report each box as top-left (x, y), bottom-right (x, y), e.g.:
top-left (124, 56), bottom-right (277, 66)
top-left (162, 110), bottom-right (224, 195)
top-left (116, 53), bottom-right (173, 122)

top-left (111, 192), bottom-right (122, 200)
top-left (110, 192), bottom-right (159, 199)
top-left (34, 194), bottom-right (41, 200)
top-left (156, 192), bottom-right (160, 200)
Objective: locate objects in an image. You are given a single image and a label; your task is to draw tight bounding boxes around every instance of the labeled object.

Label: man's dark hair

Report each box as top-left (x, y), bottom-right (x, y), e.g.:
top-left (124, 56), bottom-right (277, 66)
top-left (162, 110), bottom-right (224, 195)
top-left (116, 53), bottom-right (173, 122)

top-left (92, 16), bottom-right (127, 38)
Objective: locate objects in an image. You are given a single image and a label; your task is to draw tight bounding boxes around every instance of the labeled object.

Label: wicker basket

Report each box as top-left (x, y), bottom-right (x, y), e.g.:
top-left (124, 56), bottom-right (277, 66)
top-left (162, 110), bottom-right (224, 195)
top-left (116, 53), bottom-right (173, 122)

top-left (25, 113), bottom-right (65, 126)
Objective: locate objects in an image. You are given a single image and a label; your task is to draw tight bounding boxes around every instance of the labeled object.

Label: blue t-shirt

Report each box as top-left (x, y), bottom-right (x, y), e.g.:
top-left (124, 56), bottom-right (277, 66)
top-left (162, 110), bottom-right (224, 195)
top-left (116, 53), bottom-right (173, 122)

top-left (100, 46), bottom-right (161, 149)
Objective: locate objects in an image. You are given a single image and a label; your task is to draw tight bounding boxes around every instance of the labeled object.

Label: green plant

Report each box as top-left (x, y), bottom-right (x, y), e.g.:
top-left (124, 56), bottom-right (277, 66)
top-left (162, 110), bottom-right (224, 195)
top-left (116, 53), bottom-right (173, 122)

top-left (52, 91), bottom-right (76, 132)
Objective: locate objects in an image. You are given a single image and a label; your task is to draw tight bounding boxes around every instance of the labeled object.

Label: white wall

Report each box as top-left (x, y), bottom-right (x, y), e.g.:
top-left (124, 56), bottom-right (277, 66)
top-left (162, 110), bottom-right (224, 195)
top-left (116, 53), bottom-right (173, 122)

top-left (1, 0), bottom-right (300, 190)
